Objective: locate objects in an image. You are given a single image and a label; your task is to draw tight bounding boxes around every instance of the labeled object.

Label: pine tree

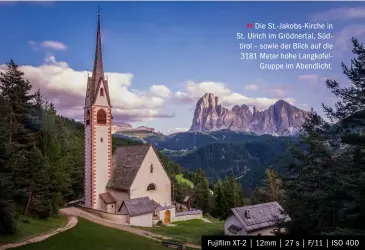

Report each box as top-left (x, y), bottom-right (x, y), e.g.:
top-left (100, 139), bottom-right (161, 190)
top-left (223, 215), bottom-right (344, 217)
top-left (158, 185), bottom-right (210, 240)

top-left (213, 179), bottom-right (226, 218)
top-left (0, 60), bottom-right (38, 212)
top-left (0, 95), bottom-right (16, 235)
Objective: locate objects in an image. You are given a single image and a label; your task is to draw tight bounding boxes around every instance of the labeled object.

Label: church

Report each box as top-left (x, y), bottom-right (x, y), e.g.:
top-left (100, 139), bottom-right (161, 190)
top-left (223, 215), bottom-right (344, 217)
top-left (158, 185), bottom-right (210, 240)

top-left (82, 12), bottom-right (202, 227)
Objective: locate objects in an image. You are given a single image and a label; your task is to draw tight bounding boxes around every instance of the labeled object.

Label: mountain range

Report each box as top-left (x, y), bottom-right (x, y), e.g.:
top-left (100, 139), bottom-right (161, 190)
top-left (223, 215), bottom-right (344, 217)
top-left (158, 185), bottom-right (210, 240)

top-left (189, 93), bottom-right (308, 136)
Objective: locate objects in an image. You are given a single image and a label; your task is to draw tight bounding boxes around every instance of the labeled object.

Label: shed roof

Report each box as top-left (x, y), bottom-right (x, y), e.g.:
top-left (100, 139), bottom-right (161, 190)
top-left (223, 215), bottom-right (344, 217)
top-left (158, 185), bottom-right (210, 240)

top-left (99, 192), bottom-right (116, 204)
top-left (122, 197), bottom-right (154, 217)
top-left (231, 202), bottom-right (291, 232)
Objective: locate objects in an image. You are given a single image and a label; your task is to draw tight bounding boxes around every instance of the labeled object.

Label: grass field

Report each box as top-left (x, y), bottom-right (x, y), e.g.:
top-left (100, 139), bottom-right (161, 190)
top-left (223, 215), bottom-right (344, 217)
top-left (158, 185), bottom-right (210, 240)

top-left (142, 218), bottom-right (224, 245)
top-left (0, 215), bottom-right (67, 245)
top-left (175, 174), bottom-right (194, 188)
top-left (15, 218), bottom-right (169, 250)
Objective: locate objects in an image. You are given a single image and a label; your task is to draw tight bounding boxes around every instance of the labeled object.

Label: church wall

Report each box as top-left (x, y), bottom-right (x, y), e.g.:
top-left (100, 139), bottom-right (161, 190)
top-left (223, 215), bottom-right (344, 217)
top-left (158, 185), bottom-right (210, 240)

top-left (84, 111), bottom-right (92, 208)
top-left (99, 199), bottom-right (107, 212)
top-left (130, 147), bottom-right (172, 206)
top-left (108, 188), bottom-right (129, 211)
top-left (107, 203), bottom-right (116, 214)
top-left (129, 213), bottom-right (153, 227)
top-left (93, 106), bottom-right (112, 210)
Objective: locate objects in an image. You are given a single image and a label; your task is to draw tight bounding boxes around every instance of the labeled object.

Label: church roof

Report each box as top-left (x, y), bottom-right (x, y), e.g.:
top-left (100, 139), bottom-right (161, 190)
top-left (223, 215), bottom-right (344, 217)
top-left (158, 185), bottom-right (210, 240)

top-left (99, 192), bottom-right (116, 204)
top-left (106, 144), bottom-right (152, 191)
top-left (122, 197), bottom-right (154, 217)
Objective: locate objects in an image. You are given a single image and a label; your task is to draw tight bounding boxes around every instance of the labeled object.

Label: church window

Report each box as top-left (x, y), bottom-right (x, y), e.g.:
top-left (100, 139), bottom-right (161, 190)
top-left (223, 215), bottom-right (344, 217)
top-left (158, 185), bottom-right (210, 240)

top-left (100, 88), bottom-right (104, 96)
top-left (100, 137), bottom-right (103, 142)
top-left (147, 183), bottom-right (156, 191)
top-left (150, 164), bottom-right (153, 173)
top-left (97, 109), bottom-right (107, 124)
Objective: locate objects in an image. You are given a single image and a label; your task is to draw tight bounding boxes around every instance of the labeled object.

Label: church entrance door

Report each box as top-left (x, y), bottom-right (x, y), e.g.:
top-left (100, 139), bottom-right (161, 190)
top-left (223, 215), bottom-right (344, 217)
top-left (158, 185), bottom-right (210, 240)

top-left (164, 210), bottom-right (171, 224)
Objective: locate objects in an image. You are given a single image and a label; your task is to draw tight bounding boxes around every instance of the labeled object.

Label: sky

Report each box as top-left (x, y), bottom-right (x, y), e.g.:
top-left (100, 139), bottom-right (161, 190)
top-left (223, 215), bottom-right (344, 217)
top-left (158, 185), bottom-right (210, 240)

top-left (0, 1), bottom-right (363, 134)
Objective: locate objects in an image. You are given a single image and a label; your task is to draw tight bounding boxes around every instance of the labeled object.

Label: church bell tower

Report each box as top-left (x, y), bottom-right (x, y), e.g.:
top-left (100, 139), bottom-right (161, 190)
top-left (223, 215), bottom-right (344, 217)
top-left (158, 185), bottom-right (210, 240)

top-left (84, 10), bottom-right (112, 209)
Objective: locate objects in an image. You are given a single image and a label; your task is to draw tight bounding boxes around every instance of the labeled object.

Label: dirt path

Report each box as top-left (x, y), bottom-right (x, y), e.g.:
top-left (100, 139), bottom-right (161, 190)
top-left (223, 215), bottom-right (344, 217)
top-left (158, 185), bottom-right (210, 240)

top-left (0, 216), bottom-right (78, 250)
top-left (60, 207), bottom-right (201, 249)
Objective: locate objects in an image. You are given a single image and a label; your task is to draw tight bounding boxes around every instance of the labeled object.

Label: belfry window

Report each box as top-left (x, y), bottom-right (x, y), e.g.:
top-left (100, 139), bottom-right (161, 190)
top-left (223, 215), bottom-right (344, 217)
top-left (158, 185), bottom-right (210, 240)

top-left (147, 184), bottom-right (156, 191)
top-left (150, 164), bottom-right (153, 173)
top-left (100, 137), bottom-right (103, 142)
top-left (100, 88), bottom-right (104, 96)
top-left (97, 109), bottom-right (107, 124)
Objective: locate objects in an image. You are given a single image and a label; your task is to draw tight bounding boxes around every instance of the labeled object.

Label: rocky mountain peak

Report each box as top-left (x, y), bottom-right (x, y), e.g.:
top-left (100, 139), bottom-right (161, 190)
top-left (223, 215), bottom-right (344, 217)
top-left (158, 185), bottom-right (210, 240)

top-left (190, 93), bottom-right (308, 136)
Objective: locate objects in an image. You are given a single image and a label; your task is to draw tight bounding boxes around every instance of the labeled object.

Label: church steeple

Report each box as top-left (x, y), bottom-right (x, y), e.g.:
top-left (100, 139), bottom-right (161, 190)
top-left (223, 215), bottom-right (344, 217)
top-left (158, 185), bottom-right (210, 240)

top-left (85, 7), bottom-right (111, 107)
top-left (92, 8), bottom-right (104, 86)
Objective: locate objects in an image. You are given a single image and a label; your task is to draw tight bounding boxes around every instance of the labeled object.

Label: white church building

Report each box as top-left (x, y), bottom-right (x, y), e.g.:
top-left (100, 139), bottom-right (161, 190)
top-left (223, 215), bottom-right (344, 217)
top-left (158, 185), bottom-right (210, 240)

top-left (81, 12), bottom-right (202, 227)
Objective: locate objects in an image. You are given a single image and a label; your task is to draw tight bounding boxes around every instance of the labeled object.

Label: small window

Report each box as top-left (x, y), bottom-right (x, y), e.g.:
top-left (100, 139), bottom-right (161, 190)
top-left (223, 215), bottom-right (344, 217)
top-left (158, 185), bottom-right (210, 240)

top-left (257, 233), bottom-right (262, 236)
top-left (111, 204), bottom-right (113, 208)
top-left (100, 137), bottom-right (103, 142)
top-left (150, 164), bottom-right (153, 173)
top-left (100, 88), bottom-right (104, 96)
top-left (147, 183), bottom-right (156, 191)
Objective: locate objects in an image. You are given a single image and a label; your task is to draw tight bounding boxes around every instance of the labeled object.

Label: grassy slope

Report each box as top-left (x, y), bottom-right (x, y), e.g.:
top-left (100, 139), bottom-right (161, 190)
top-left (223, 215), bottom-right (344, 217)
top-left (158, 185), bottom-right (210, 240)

top-left (0, 215), bottom-right (67, 245)
top-left (175, 174), bottom-right (194, 188)
top-left (142, 219), bottom-right (224, 245)
top-left (15, 218), bottom-right (167, 250)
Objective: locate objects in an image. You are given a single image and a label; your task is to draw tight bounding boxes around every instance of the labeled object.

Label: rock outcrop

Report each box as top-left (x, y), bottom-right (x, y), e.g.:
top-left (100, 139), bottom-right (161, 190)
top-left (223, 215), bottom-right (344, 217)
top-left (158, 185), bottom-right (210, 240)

top-left (189, 93), bottom-right (308, 136)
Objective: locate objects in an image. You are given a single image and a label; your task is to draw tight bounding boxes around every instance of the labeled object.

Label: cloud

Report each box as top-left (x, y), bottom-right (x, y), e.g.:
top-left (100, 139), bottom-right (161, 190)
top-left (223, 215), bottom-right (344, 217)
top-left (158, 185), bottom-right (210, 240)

top-left (0, 57), bottom-right (173, 123)
top-left (243, 84), bottom-right (259, 91)
top-left (149, 85), bottom-right (172, 98)
top-left (311, 7), bottom-right (365, 22)
top-left (174, 81), bottom-right (295, 109)
top-left (41, 41), bottom-right (68, 50)
top-left (28, 40), bottom-right (68, 52)
top-left (167, 128), bottom-right (189, 134)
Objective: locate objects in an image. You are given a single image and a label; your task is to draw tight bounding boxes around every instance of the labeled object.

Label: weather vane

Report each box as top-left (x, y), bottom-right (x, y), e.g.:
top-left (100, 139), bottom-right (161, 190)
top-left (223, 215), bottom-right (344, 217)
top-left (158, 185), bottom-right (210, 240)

top-left (98, 5), bottom-right (102, 16)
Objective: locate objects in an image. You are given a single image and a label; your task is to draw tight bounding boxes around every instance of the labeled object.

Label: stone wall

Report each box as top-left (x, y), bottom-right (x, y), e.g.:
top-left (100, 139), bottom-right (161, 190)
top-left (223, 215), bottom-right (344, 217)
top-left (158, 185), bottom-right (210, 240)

top-left (76, 205), bottom-right (129, 224)
top-left (173, 210), bottom-right (202, 222)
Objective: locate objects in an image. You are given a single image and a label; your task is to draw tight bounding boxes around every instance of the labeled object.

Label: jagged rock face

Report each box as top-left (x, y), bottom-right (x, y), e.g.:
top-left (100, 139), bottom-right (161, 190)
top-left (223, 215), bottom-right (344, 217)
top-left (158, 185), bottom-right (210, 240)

top-left (189, 93), bottom-right (308, 136)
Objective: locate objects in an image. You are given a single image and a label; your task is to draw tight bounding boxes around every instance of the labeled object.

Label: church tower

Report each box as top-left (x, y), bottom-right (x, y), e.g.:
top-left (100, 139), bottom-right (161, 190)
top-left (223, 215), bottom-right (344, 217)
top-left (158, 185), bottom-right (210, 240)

top-left (84, 10), bottom-right (112, 209)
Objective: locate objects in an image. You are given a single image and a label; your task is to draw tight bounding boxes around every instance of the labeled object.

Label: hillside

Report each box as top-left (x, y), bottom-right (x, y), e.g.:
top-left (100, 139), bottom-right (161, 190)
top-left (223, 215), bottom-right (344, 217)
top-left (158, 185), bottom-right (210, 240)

top-left (141, 130), bottom-right (298, 195)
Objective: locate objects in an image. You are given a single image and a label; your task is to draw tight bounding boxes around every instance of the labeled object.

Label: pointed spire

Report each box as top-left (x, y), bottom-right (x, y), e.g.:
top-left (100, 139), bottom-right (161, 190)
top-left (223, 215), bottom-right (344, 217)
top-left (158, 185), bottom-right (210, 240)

top-left (92, 6), bottom-right (104, 88)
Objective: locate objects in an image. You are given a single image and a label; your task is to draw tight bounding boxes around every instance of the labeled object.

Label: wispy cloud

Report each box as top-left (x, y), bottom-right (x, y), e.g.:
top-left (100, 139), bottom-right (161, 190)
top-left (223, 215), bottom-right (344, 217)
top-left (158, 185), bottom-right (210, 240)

top-left (243, 84), bottom-right (259, 91)
top-left (41, 40), bottom-right (68, 50)
top-left (311, 7), bottom-right (365, 22)
top-left (28, 40), bottom-right (68, 51)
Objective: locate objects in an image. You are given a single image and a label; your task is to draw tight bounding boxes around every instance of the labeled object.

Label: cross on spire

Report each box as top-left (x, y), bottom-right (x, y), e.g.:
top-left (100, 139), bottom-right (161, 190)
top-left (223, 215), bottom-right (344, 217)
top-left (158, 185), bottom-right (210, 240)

top-left (98, 5), bottom-right (101, 16)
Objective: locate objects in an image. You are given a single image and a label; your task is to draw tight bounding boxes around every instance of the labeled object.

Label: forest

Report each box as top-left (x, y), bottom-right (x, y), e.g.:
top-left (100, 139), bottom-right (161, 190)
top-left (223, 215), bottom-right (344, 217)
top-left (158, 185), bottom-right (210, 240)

top-left (1, 38), bottom-right (365, 237)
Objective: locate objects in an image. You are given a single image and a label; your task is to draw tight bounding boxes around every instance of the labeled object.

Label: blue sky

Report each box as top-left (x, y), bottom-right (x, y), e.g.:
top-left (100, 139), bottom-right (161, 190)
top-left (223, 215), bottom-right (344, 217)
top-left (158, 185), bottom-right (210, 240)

top-left (0, 1), bottom-right (364, 134)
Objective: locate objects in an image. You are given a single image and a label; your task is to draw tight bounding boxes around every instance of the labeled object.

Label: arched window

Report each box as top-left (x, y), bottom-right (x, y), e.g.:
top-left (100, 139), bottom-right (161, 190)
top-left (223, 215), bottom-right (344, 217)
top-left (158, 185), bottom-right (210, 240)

top-left (86, 110), bottom-right (90, 125)
top-left (147, 184), bottom-right (156, 191)
top-left (100, 88), bottom-right (104, 96)
top-left (150, 164), bottom-right (153, 173)
top-left (97, 109), bottom-right (107, 124)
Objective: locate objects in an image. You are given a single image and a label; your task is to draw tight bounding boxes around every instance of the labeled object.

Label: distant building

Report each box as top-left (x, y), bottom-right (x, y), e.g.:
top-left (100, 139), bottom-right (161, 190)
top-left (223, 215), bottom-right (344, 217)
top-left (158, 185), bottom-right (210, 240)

top-left (224, 202), bottom-right (290, 236)
top-left (82, 11), bottom-right (201, 227)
